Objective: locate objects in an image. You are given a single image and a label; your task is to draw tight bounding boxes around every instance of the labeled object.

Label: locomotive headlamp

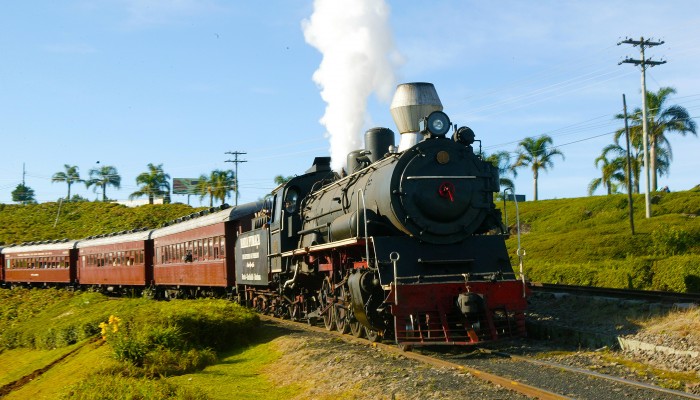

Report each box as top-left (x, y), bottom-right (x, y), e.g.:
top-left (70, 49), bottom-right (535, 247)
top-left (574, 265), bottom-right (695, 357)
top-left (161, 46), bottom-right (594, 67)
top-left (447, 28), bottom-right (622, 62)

top-left (420, 111), bottom-right (451, 137)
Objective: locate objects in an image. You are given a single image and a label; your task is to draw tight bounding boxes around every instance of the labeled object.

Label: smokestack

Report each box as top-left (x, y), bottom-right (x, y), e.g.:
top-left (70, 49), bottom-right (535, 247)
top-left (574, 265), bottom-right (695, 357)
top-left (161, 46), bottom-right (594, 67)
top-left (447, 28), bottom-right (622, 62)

top-left (390, 83), bottom-right (443, 152)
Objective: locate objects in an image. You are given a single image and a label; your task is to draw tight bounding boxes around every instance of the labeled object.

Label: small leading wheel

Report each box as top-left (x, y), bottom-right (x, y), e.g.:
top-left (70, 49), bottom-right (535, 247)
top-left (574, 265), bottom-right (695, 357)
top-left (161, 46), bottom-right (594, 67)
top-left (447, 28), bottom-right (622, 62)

top-left (320, 278), bottom-right (336, 331)
top-left (349, 319), bottom-right (365, 338)
top-left (365, 327), bottom-right (381, 343)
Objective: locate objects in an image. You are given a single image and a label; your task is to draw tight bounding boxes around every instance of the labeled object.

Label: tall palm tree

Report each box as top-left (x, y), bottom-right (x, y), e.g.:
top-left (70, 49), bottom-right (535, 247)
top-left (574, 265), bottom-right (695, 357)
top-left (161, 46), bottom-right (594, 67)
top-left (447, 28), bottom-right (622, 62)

top-left (86, 165), bottom-right (121, 202)
top-left (511, 135), bottom-right (564, 201)
top-left (51, 164), bottom-right (83, 201)
top-left (196, 169), bottom-right (236, 207)
top-left (615, 87), bottom-right (696, 191)
top-left (129, 163), bottom-right (171, 204)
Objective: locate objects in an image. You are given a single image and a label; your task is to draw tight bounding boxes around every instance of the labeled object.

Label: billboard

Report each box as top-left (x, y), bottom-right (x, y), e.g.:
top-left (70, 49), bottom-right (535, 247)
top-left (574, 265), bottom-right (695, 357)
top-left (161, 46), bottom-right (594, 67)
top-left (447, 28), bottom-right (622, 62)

top-left (172, 178), bottom-right (200, 195)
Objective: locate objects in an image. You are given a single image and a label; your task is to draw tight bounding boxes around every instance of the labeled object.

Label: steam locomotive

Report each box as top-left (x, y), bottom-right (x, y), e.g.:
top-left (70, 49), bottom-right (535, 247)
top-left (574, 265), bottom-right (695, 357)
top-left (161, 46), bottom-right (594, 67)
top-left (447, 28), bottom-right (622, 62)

top-left (1, 83), bottom-right (527, 348)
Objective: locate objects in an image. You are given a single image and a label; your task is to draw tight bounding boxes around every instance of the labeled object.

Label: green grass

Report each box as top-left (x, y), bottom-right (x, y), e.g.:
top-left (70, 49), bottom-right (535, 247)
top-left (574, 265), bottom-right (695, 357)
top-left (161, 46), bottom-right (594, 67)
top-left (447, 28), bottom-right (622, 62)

top-left (0, 202), bottom-right (199, 244)
top-left (167, 338), bottom-right (305, 399)
top-left (0, 343), bottom-right (83, 387)
top-left (501, 189), bottom-right (700, 292)
top-left (0, 289), bottom-right (262, 399)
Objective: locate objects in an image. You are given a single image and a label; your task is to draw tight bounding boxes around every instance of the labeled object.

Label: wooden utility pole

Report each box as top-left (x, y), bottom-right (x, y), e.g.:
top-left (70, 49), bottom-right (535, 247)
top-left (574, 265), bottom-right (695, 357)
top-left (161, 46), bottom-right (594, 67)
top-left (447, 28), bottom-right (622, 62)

top-left (622, 94), bottom-right (635, 235)
top-left (618, 37), bottom-right (666, 219)
top-left (225, 151), bottom-right (247, 207)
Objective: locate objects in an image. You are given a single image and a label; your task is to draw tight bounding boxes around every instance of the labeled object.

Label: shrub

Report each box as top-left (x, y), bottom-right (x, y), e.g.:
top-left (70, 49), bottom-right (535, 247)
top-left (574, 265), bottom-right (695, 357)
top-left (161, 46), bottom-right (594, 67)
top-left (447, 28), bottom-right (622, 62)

top-left (651, 255), bottom-right (700, 293)
top-left (652, 225), bottom-right (694, 256)
top-left (99, 300), bottom-right (259, 377)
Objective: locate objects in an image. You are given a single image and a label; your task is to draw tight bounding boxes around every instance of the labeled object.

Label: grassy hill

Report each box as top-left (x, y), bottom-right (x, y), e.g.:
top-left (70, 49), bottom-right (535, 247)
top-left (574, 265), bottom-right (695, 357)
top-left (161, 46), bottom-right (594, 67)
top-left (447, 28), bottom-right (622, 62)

top-left (502, 188), bottom-right (700, 292)
top-left (0, 202), bottom-right (199, 245)
top-left (1, 190), bottom-right (699, 292)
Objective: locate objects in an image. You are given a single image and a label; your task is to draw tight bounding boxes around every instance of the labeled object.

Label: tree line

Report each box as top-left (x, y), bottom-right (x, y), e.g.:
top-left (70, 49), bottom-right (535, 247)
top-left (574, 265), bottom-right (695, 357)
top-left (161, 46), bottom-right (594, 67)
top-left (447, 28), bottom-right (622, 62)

top-left (11, 164), bottom-right (240, 207)
top-left (486, 86), bottom-right (695, 200)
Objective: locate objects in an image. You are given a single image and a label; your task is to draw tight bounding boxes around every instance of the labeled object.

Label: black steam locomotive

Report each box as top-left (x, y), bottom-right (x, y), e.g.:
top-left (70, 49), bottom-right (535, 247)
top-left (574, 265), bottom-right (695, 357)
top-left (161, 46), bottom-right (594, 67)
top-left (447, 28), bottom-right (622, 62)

top-left (236, 83), bottom-right (527, 347)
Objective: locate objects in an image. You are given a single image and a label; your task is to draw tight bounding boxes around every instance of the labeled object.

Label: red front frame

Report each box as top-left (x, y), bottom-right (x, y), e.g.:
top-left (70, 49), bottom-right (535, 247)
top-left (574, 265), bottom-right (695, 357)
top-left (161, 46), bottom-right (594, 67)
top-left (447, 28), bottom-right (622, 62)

top-left (389, 280), bottom-right (528, 346)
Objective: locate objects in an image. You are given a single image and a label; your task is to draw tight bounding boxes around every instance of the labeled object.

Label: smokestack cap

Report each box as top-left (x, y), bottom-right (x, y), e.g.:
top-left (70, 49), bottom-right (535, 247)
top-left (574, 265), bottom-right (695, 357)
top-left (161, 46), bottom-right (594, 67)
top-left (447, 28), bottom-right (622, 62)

top-left (390, 83), bottom-right (443, 134)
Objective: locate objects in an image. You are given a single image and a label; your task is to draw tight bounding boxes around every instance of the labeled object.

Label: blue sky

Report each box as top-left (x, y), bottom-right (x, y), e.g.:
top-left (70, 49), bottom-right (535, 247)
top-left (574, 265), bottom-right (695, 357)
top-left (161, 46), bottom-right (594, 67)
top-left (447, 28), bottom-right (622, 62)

top-left (1, 1), bottom-right (698, 206)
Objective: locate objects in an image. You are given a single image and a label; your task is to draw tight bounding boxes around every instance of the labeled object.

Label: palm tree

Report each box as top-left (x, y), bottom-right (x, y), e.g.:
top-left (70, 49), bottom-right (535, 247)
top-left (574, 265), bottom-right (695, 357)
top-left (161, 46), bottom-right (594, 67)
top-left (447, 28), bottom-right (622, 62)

top-left (588, 153), bottom-right (625, 195)
top-left (51, 164), bottom-right (83, 201)
top-left (484, 151), bottom-right (515, 191)
top-left (511, 135), bottom-right (564, 201)
top-left (86, 165), bottom-right (121, 202)
top-left (129, 163), bottom-right (171, 204)
top-left (597, 143), bottom-right (641, 194)
top-left (196, 169), bottom-right (236, 207)
top-left (615, 87), bottom-right (696, 191)
top-left (274, 175), bottom-right (294, 185)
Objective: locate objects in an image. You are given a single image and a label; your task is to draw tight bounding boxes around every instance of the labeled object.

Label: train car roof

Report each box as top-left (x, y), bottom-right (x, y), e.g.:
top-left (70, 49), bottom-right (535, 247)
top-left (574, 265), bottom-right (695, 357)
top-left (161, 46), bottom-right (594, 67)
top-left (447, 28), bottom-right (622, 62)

top-left (76, 229), bottom-right (155, 248)
top-left (1, 240), bottom-right (79, 254)
top-left (151, 201), bottom-right (264, 239)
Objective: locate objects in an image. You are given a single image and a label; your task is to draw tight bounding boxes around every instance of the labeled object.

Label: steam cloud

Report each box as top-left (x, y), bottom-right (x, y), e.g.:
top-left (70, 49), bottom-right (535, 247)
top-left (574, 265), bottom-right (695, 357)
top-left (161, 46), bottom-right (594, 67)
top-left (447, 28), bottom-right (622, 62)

top-left (302, 0), bottom-right (402, 172)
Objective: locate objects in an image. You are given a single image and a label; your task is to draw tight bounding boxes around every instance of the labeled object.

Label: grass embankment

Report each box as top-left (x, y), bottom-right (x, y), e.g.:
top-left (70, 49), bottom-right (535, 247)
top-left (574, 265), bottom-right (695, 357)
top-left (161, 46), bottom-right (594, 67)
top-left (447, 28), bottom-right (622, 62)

top-left (502, 189), bottom-right (700, 292)
top-left (0, 201), bottom-right (198, 244)
top-left (0, 288), bottom-right (299, 400)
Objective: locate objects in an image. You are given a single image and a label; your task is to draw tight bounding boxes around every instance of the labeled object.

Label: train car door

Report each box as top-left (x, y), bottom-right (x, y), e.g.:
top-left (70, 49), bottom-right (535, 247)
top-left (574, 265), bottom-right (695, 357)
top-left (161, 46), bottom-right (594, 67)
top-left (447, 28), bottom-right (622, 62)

top-left (268, 190), bottom-right (283, 273)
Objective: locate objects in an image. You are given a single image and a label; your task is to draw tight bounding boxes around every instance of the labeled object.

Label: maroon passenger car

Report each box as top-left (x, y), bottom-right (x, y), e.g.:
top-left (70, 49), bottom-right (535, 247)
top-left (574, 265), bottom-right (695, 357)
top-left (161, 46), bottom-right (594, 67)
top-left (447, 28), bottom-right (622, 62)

top-left (151, 203), bottom-right (261, 298)
top-left (2, 240), bottom-right (78, 287)
top-left (76, 229), bottom-right (154, 294)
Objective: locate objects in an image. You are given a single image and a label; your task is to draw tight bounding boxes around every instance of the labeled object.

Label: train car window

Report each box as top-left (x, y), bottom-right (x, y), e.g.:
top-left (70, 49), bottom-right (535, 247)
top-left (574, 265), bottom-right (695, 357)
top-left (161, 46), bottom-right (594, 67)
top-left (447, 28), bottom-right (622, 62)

top-left (220, 236), bottom-right (226, 257)
top-left (213, 237), bottom-right (220, 259)
top-left (284, 188), bottom-right (299, 213)
top-left (207, 237), bottom-right (213, 259)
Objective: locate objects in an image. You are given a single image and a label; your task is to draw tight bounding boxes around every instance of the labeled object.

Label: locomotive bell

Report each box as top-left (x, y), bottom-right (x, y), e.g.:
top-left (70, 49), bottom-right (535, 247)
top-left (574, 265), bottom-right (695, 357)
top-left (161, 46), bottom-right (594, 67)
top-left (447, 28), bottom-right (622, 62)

top-left (390, 82), bottom-right (443, 152)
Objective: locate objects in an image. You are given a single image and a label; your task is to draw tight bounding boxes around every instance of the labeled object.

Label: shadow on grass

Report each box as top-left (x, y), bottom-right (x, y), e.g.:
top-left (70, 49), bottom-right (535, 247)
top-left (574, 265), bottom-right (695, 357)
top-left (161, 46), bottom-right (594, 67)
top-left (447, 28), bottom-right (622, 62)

top-left (217, 319), bottom-right (304, 361)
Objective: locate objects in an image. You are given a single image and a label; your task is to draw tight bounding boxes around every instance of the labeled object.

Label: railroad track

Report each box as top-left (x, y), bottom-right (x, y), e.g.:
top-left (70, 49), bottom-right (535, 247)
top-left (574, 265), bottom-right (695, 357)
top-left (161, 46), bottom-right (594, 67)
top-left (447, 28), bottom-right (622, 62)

top-left (260, 314), bottom-right (700, 399)
top-left (530, 282), bottom-right (700, 304)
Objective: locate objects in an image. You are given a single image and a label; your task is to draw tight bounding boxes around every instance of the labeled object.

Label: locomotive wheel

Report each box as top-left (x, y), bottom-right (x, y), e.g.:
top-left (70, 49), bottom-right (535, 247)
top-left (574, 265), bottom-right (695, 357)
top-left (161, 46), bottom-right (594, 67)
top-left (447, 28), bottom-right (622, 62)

top-left (365, 327), bottom-right (381, 343)
top-left (349, 319), bottom-right (365, 338)
top-left (320, 278), bottom-right (336, 331)
top-left (335, 286), bottom-right (351, 334)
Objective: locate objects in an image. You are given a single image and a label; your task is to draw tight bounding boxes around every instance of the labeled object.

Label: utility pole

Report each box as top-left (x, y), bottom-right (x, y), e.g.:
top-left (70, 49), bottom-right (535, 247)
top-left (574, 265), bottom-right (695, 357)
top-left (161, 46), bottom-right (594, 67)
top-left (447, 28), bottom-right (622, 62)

top-left (622, 94), bottom-right (635, 235)
top-left (618, 37), bottom-right (666, 219)
top-left (225, 151), bottom-right (247, 207)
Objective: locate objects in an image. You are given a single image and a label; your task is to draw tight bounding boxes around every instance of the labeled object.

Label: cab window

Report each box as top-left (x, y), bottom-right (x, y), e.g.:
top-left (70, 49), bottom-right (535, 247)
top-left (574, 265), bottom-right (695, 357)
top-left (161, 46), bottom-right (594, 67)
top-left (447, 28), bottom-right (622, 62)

top-left (284, 188), bottom-right (299, 214)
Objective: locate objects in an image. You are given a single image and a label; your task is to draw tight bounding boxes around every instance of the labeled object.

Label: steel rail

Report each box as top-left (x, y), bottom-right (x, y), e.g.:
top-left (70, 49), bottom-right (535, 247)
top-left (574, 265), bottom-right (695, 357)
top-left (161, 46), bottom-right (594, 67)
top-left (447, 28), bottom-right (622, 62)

top-left (530, 282), bottom-right (700, 304)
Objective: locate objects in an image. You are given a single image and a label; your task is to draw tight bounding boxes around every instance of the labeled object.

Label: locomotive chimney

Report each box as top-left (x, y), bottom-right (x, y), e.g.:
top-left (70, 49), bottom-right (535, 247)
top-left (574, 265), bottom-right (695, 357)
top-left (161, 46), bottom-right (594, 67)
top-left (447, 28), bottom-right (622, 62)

top-left (390, 82), bottom-right (443, 152)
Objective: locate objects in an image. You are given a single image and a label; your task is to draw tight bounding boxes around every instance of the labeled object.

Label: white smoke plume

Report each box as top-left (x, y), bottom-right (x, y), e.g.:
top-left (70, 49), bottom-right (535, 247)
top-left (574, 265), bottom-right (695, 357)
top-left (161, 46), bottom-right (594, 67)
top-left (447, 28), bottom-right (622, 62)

top-left (302, 0), bottom-right (402, 172)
